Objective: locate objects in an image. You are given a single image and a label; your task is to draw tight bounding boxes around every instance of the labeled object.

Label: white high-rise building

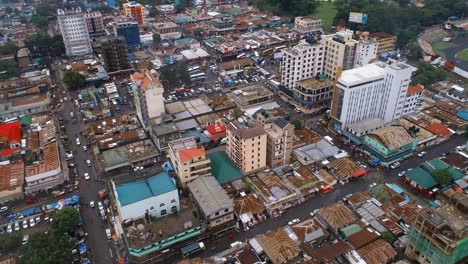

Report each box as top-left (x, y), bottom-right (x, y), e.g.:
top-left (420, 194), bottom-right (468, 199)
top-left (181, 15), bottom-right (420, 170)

top-left (330, 62), bottom-right (416, 133)
top-left (354, 39), bottom-right (378, 67)
top-left (280, 40), bottom-right (324, 90)
top-left (57, 8), bottom-right (93, 57)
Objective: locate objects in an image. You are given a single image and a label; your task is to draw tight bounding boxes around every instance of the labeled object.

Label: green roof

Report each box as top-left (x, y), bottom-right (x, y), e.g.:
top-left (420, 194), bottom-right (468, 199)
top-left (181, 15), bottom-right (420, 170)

top-left (208, 151), bottom-right (243, 184)
top-left (116, 172), bottom-right (176, 206)
top-left (226, 7), bottom-right (244, 15)
top-left (20, 115), bottom-right (31, 126)
top-left (102, 147), bottom-right (129, 168)
top-left (340, 224), bottom-right (362, 237)
top-left (423, 159), bottom-right (465, 181)
top-left (405, 167), bottom-right (437, 189)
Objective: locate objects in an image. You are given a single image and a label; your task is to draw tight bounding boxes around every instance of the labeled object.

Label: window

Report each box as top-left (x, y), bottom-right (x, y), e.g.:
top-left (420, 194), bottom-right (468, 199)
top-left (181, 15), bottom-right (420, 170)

top-left (160, 203), bottom-right (165, 207)
top-left (150, 206), bottom-right (154, 210)
top-left (215, 211), bottom-right (219, 216)
top-left (160, 209), bottom-right (167, 216)
top-left (171, 199), bottom-right (176, 203)
top-left (225, 208), bottom-right (229, 213)
top-left (171, 206), bottom-right (177, 213)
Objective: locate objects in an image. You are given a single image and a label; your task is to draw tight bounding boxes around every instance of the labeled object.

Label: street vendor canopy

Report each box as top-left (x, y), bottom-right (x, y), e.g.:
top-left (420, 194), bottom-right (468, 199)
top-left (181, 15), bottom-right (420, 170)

top-left (353, 169), bottom-right (367, 177)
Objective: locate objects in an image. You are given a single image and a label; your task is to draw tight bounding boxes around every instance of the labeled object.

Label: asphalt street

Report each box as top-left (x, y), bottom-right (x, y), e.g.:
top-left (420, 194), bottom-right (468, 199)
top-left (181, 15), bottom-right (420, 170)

top-left (196, 134), bottom-right (466, 258)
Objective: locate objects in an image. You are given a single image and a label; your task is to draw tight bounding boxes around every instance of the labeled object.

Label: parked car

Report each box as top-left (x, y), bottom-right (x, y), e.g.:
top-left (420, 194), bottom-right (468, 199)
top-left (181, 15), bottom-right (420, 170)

top-left (29, 218), bottom-right (35, 227)
top-left (14, 222), bottom-right (19, 231)
top-left (369, 182), bottom-right (377, 188)
top-left (398, 170), bottom-right (406, 177)
top-left (90, 201), bottom-right (95, 208)
top-left (22, 220), bottom-right (28, 229)
top-left (76, 138), bottom-right (81, 146)
top-left (82, 145), bottom-right (87, 152)
top-left (22, 235), bottom-right (29, 245)
top-left (390, 162), bottom-right (400, 169)
top-left (35, 216), bottom-right (41, 223)
top-left (86, 160), bottom-right (91, 167)
top-left (98, 202), bottom-right (104, 211)
top-left (417, 151), bottom-right (427, 157)
top-left (105, 229), bottom-right (112, 240)
top-left (288, 218), bottom-right (300, 225)
top-left (6, 224), bottom-right (12, 233)
top-left (0, 206), bottom-right (8, 213)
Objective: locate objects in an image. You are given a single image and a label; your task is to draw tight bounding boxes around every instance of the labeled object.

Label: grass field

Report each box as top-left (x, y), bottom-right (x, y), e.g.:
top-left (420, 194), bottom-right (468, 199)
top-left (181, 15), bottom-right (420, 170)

top-left (312, 2), bottom-right (338, 31)
top-left (432, 41), bottom-right (457, 58)
top-left (455, 49), bottom-right (468, 61)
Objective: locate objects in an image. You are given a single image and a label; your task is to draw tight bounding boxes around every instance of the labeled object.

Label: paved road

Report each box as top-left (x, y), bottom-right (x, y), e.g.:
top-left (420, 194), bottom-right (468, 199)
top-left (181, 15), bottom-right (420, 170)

top-left (54, 65), bottom-right (117, 264)
top-left (195, 134), bottom-right (466, 258)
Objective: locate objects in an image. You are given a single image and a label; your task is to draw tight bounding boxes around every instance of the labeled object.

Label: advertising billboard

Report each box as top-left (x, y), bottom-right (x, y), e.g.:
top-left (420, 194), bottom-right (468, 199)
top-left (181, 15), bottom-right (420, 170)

top-left (349, 12), bottom-right (368, 24)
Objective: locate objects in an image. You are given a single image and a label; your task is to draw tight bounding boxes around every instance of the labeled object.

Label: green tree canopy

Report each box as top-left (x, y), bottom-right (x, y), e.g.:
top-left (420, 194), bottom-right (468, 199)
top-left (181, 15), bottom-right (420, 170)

top-left (411, 63), bottom-right (447, 86)
top-left (381, 231), bottom-right (396, 243)
top-left (0, 41), bottom-right (18, 55)
top-left (252, 0), bottom-right (318, 16)
top-left (0, 232), bottom-right (22, 254)
top-left (152, 33), bottom-right (161, 44)
top-left (20, 232), bottom-right (74, 264)
top-left (31, 15), bottom-right (48, 30)
top-left (290, 119), bottom-right (302, 130)
top-left (24, 33), bottom-right (65, 62)
top-left (431, 169), bottom-right (452, 185)
top-left (194, 28), bottom-right (204, 39)
top-left (62, 71), bottom-right (86, 90)
top-left (0, 59), bottom-right (20, 80)
top-left (51, 207), bottom-right (80, 235)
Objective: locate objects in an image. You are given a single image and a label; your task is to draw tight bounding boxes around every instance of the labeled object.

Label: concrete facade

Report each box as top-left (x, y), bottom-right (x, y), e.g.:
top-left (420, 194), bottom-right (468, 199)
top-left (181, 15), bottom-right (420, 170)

top-left (57, 8), bottom-right (93, 57)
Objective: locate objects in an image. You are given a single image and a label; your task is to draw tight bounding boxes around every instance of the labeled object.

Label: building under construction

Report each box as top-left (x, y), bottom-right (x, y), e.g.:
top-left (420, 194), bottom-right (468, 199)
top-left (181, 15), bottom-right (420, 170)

top-left (405, 205), bottom-right (468, 264)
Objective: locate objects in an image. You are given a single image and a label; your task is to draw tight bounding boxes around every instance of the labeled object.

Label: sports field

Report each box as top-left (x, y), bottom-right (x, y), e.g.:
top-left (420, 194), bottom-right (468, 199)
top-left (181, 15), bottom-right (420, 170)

top-left (455, 49), bottom-right (468, 61)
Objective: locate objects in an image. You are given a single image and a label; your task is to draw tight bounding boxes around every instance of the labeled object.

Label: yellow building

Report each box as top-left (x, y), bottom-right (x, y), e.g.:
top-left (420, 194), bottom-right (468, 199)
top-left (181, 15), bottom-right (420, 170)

top-left (369, 32), bottom-right (397, 55)
top-left (321, 30), bottom-right (359, 80)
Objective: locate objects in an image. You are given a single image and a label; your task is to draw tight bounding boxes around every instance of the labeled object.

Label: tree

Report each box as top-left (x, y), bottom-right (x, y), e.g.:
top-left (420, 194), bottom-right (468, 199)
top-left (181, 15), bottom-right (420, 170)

top-left (244, 180), bottom-right (253, 193)
top-left (0, 60), bottom-right (20, 80)
top-left (411, 63), bottom-right (447, 86)
top-left (404, 41), bottom-right (422, 60)
top-left (152, 33), bottom-right (161, 45)
top-left (381, 231), bottom-right (396, 243)
top-left (194, 28), bottom-right (204, 39)
top-left (0, 233), bottom-right (22, 254)
top-left (31, 15), bottom-right (48, 30)
top-left (0, 41), bottom-right (17, 55)
top-left (20, 232), bottom-right (74, 264)
top-left (232, 107), bottom-right (244, 119)
top-left (290, 119), bottom-right (302, 130)
top-left (431, 169), bottom-right (452, 185)
top-left (51, 208), bottom-right (80, 235)
top-left (148, 7), bottom-right (159, 17)
top-left (62, 71), bottom-right (86, 90)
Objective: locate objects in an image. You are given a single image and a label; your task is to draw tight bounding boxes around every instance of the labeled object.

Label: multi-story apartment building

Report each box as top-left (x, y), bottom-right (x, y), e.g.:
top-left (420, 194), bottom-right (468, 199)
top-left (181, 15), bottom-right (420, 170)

top-left (406, 207), bottom-right (467, 264)
top-left (369, 32), bottom-right (397, 55)
top-left (229, 85), bottom-right (274, 109)
top-left (168, 137), bottom-right (211, 186)
top-left (330, 62), bottom-right (416, 133)
top-left (321, 30), bottom-right (359, 80)
top-left (131, 70), bottom-right (165, 127)
top-left (57, 8), bottom-right (93, 57)
top-left (226, 121), bottom-right (267, 174)
top-left (281, 40), bottom-right (324, 90)
top-left (85, 11), bottom-right (106, 39)
top-left (293, 77), bottom-right (334, 111)
top-left (254, 113), bottom-right (294, 168)
top-left (153, 22), bottom-right (181, 40)
top-left (114, 18), bottom-right (141, 47)
top-left (293, 17), bottom-right (322, 35)
top-left (354, 39), bottom-right (378, 67)
top-left (123, 1), bottom-right (145, 27)
top-left (99, 36), bottom-right (131, 73)
top-left (403, 84), bottom-right (424, 116)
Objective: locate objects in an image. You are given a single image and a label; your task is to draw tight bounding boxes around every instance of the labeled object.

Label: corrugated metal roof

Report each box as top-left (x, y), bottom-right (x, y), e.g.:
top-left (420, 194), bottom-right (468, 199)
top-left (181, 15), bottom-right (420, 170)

top-left (187, 175), bottom-right (233, 216)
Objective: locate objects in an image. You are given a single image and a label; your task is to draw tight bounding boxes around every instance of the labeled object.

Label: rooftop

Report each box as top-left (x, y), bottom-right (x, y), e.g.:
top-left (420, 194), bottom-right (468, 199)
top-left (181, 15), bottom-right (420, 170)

top-left (407, 84), bottom-right (424, 95)
top-left (368, 32), bottom-right (396, 39)
top-left (208, 151), bottom-right (243, 184)
top-left (294, 139), bottom-right (340, 165)
top-left (390, 204), bottom-right (422, 225)
top-left (346, 228), bottom-right (380, 249)
top-left (422, 159), bottom-right (464, 181)
top-left (0, 160), bottom-right (24, 194)
top-left (338, 63), bottom-right (385, 87)
top-left (297, 78), bottom-right (334, 90)
top-left (151, 123), bottom-right (179, 136)
top-left (187, 175), bottom-right (233, 216)
top-left (367, 184), bottom-right (406, 208)
top-left (303, 241), bottom-right (351, 263)
top-left (404, 167), bottom-right (437, 189)
top-left (317, 202), bottom-right (358, 230)
top-left (234, 193), bottom-right (265, 216)
top-left (356, 239), bottom-right (397, 264)
top-left (230, 85), bottom-right (274, 106)
top-left (252, 227), bottom-right (300, 264)
top-left (115, 172), bottom-right (176, 206)
top-left (368, 126), bottom-right (413, 150)
top-left (25, 142), bottom-right (60, 179)
top-left (226, 121), bottom-right (267, 139)
top-left (290, 218), bottom-right (327, 243)
top-left (325, 158), bottom-right (362, 181)
top-left (424, 123), bottom-right (451, 136)
top-left (419, 207), bottom-right (467, 233)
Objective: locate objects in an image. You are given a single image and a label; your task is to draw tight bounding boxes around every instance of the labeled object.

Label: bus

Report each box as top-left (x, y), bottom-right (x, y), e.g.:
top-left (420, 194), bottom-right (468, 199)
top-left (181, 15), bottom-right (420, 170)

top-left (181, 242), bottom-right (205, 257)
top-left (236, 52), bottom-right (246, 59)
top-left (262, 48), bottom-right (273, 56)
top-left (190, 72), bottom-right (206, 82)
top-left (274, 45), bottom-right (286, 51)
top-left (187, 66), bottom-right (200, 73)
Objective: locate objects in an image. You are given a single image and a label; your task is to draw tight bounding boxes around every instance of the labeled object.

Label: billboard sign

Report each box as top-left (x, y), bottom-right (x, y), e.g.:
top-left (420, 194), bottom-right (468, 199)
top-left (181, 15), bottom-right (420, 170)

top-left (349, 12), bottom-right (368, 24)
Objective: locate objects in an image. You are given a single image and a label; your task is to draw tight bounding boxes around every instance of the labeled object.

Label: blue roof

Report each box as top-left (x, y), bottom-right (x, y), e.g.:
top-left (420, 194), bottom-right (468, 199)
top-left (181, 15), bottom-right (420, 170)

top-left (456, 109), bottom-right (468, 121)
top-left (182, 131), bottom-right (209, 143)
top-left (116, 172), bottom-right (176, 206)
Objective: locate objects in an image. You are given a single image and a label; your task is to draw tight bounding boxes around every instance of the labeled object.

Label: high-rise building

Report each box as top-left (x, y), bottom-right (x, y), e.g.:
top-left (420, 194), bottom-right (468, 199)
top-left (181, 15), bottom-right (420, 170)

top-left (406, 207), bottom-right (468, 264)
top-left (99, 36), bottom-right (131, 73)
top-left (225, 122), bottom-right (267, 174)
top-left (321, 30), bottom-right (359, 80)
top-left (57, 8), bottom-right (93, 57)
top-left (168, 137), bottom-right (211, 186)
top-left (354, 39), bottom-right (378, 67)
top-left (122, 1), bottom-right (145, 27)
top-left (369, 32), bottom-right (397, 55)
top-left (293, 17), bottom-right (322, 35)
top-left (254, 111), bottom-right (294, 168)
top-left (280, 40), bottom-right (324, 90)
top-left (330, 62), bottom-right (416, 132)
top-left (85, 11), bottom-right (106, 39)
top-left (114, 19), bottom-right (141, 47)
top-left (130, 70), bottom-right (165, 127)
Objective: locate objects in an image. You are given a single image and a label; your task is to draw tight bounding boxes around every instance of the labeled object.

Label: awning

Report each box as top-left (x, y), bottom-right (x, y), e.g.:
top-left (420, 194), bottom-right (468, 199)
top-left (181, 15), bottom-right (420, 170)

top-left (353, 169), bottom-right (368, 177)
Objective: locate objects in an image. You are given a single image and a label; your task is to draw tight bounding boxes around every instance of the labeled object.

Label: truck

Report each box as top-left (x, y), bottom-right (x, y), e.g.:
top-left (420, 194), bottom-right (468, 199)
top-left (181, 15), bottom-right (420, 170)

top-left (181, 242), bottom-right (205, 257)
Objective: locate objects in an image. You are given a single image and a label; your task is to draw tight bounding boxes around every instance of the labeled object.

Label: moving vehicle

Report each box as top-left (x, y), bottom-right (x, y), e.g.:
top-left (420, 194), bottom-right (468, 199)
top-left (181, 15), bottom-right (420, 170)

top-left (84, 173), bottom-right (90, 180)
top-left (181, 242), bottom-right (205, 257)
top-left (390, 162), bottom-right (400, 169)
top-left (0, 206), bottom-right (8, 213)
top-left (288, 218), bottom-right (300, 225)
top-left (90, 201), bottom-right (95, 208)
top-left (86, 160), bottom-right (91, 167)
top-left (70, 112), bottom-right (74, 118)
top-left (105, 229), bottom-right (112, 240)
top-left (82, 145), bottom-right (87, 152)
top-left (417, 151), bottom-right (427, 157)
top-left (369, 182), bottom-right (377, 188)
top-left (76, 138), bottom-right (81, 146)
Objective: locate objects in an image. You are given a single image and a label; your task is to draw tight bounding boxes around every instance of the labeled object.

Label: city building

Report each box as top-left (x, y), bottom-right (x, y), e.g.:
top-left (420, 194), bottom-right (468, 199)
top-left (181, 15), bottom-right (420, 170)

top-left (85, 11), bottom-right (106, 39)
top-left (152, 22), bottom-right (181, 40)
top-left (0, 160), bottom-right (24, 203)
top-left (293, 77), bottom-right (334, 112)
top-left (354, 39), bottom-right (378, 67)
top-left (226, 121), bottom-right (267, 174)
top-left (369, 32), bottom-right (397, 55)
top-left (99, 36), bottom-right (131, 73)
top-left (187, 176), bottom-right (234, 230)
top-left (150, 122), bottom-right (181, 150)
top-left (406, 207), bottom-right (468, 264)
top-left (114, 19), bottom-right (141, 47)
top-left (168, 136), bottom-right (211, 186)
top-left (57, 8), bottom-right (93, 57)
top-left (403, 84), bottom-right (424, 116)
top-left (330, 62), bottom-right (416, 133)
top-left (17, 48), bottom-right (31, 66)
top-left (112, 172), bottom-right (180, 221)
top-left (293, 17), bottom-right (322, 35)
top-left (229, 85), bottom-right (274, 109)
top-left (281, 40), bottom-right (324, 89)
top-left (445, 84), bottom-right (467, 104)
top-left (131, 70), bottom-right (165, 127)
top-left (122, 1), bottom-right (145, 27)
top-left (321, 30), bottom-right (359, 80)
top-left (254, 112), bottom-right (294, 168)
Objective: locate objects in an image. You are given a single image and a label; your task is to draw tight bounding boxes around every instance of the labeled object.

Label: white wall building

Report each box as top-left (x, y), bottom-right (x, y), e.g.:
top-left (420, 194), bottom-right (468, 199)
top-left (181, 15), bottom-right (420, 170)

top-left (331, 62), bottom-right (416, 132)
top-left (403, 84), bottom-right (424, 116)
top-left (113, 172), bottom-right (180, 221)
top-left (131, 70), bottom-right (165, 128)
top-left (354, 39), bottom-right (378, 67)
top-left (57, 8), bottom-right (93, 57)
top-left (280, 40), bottom-right (324, 90)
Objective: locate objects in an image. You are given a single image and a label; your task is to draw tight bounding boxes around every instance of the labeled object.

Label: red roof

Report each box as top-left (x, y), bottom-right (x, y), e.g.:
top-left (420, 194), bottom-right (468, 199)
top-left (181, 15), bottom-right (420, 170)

top-left (407, 84), bottom-right (424, 96)
top-left (425, 123), bottom-right (451, 136)
top-left (0, 147), bottom-right (20, 156)
top-left (353, 169), bottom-right (368, 177)
top-left (178, 148), bottom-right (206, 163)
top-left (0, 121), bottom-right (21, 144)
top-left (205, 123), bottom-right (226, 135)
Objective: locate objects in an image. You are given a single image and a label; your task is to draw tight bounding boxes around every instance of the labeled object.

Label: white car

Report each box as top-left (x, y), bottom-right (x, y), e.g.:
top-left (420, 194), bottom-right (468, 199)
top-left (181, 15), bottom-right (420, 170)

top-left (105, 228), bottom-right (112, 240)
top-left (14, 222), bottom-right (20, 231)
top-left (90, 201), bottom-right (95, 208)
top-left (0, 206), bottom-right (8, 212)
top-left (98, 202), bottom-right (104, 211)
top-left (29, 218), bottom-right (35, 227)
top-left (6, 224), bottom-right (12, 233)
top-left (398, 170), bottom-right (406, 177)
top-left (309, 209), bottom-right (318, 217)
top-left (86, 160), bottom-right (91, 167)
top-left (35, 216), bottom-right (41, 223)
top-left (64, 97), bottom-right (68, 102)
top-left (288, 218), bottom-right (300, 225)
top-left (369, 182), bottom-right (377, 188)
top-left (76, 138), bottom-right (81, 146)
top-left (83, 145), bottom-right (87, 152)
top-left (22, 220), bottom-right (28, 229)
top-left (84, 173), bottom-right (90, 180)
top-left (390, 162), bottom-right (400, 169)
top-left (417, 151), bottom-right (427, 157)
